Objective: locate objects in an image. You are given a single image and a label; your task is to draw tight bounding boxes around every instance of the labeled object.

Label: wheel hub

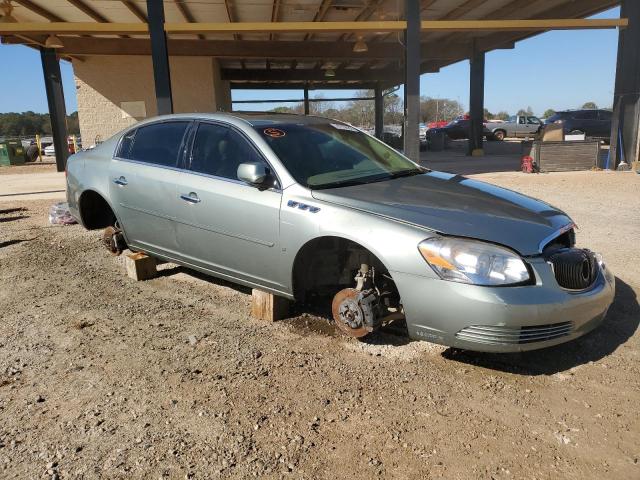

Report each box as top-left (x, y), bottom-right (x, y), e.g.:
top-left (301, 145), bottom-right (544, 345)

top-left (331, 288), bottom-right (369, 338)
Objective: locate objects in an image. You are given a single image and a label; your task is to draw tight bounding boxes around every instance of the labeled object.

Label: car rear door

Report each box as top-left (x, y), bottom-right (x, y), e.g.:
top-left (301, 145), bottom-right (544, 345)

top-left (173, 121), bottom-right (285, 291)
top-left (109, 120), bottom-right (191, 256)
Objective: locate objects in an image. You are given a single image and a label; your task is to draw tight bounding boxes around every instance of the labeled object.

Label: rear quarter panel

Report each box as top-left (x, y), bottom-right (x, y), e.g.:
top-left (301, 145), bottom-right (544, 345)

top-left (66, 136), bottom-right (120, 225)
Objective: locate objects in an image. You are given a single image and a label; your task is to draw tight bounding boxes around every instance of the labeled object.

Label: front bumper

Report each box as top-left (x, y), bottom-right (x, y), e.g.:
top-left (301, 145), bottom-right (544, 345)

top-left (391, 257), bottom-right (615, 353)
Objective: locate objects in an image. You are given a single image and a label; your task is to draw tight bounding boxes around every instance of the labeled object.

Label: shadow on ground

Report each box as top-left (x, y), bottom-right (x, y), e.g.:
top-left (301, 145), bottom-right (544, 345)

top-left (0, 215), bottom-right (28, 223)
top-left (156, 264), bottom-right (252, 295)
top-left (156, 264), bottom-right (636, 372)
top-left (0, 207), bottom-right (27, 215)
top-left (442, 277), bottom-right (638, 375)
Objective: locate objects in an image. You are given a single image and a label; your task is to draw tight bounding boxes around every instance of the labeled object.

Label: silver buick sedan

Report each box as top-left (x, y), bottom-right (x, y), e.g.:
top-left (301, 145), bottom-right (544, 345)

top-left (66, 113), bottom-right (615, 352)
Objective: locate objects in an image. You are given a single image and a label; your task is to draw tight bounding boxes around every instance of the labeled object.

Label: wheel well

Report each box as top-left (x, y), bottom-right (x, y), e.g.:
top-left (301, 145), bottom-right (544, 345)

top-left (494, 129), bottom-right (506, 136)
top-left (79, 190), bottom-right (116, 230)
top-left (292, 236), bottom-right (394, 303)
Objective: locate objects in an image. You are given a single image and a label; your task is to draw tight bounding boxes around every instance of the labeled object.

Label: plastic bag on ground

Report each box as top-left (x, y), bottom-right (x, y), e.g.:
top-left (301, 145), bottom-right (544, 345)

top-left (49, 202), bottom-right (77, 225)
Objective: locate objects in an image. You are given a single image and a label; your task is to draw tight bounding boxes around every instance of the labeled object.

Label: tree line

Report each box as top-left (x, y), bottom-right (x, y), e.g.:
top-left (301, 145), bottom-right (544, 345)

top-left (268, 91), bottom-right (466, 127)
top-left (267, 91), bottom-right (603, 126)
top-left (0, 111), bottom-right (80, 137)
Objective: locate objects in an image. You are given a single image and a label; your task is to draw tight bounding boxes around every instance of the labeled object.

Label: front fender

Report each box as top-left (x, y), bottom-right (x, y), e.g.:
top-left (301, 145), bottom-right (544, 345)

top-left (279, 185), bottom-right (440, 293)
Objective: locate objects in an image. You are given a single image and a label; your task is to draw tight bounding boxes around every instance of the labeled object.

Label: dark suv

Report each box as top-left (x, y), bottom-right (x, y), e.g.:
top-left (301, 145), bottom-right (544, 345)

top-left (544, 109), bottom-right (612, 140)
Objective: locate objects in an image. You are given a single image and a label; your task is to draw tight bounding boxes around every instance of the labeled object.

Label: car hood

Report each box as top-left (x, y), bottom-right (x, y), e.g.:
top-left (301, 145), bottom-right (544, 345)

top-left (311, 171), bottom-right (572, 256)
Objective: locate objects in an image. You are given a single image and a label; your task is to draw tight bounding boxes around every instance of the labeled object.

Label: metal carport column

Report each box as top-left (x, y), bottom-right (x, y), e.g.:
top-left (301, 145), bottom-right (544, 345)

top-left (403, 0), bottom-right (421, 162)
top-left (147, 0), bottom-right (173, 115)
top-left (40, 48), bottom-right (68, 173)
top-left (608, 0), bottom-right (640, 168)
top-left (468, 42), bottom-right (485, 156)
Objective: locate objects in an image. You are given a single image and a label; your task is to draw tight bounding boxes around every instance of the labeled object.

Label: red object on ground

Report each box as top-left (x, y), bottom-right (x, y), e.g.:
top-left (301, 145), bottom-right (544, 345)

top-left (521, 156), bottom-right (535, 173)
top-left (427, 121), bottom-right (449, 129)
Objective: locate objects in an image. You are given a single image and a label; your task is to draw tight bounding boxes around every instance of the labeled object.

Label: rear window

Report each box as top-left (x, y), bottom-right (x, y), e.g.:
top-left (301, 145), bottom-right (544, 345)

top-left (546, 112), bottom-right (568, 123)
top-left (121, 121), bottom-right (189, 167)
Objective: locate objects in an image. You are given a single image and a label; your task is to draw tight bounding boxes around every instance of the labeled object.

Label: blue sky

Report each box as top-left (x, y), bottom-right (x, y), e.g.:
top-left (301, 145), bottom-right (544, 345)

top-left (0, 7), bottom-right (619, 117)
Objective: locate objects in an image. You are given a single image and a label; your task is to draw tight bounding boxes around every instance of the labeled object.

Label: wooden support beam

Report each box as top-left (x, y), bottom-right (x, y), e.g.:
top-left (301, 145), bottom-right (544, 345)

top-left (422, 0), bottom-right (621, 72)
top-left (66, 0), bottom-right (109, 23)
top-left (0, 36), bottom-right (412, 60)
top-left (419, 18), bottom-right (627, 32)
top-left (230, 81), bottom-right (389, 90)
top-left (173, 0), bottom-right (203, 40)
top-left (121, 0), bottom-right (147, 23)
top-left (251, 289), bottom-right (289, 322)
top-left (0, 23), bottom-right (148, 35)
top-left (164, 20), bottom-right (406, 34)
top-left (13, 0), bottom-right (64, 22)
top-left (221, 67), bottom-right (402, 83)
top-left (0, 19), bottom-right (627, 36)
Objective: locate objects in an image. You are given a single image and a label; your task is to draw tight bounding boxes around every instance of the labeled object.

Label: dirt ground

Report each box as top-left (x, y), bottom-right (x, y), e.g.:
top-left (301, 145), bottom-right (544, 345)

top-left (0, 171), bottom-right (638, 479)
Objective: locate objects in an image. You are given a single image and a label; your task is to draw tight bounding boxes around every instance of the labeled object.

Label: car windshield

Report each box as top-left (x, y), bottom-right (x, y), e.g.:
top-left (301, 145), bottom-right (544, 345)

top-left (254, 122), bottom-right (422, 189)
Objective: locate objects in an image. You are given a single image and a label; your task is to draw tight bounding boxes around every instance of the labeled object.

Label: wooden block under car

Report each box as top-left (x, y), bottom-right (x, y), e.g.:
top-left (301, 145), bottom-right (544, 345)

top-left (125, 252), bottom-right (157, 281)
top-left (251, 289), bottom-right (290, 322)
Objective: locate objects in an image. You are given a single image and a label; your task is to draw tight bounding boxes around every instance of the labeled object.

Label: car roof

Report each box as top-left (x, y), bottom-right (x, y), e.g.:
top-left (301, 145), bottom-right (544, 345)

top-left (137, 111), bottom-right (346, 128)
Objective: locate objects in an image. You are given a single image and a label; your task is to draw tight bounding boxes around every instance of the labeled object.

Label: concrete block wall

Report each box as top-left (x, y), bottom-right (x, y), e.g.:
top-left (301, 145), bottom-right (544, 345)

top-left (74, 56), bottom-right (231, 147)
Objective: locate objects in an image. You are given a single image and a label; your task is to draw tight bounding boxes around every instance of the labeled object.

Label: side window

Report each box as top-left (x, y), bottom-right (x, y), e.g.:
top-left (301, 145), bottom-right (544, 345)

top-left (518, 117), bottom-right (526, 124)
top-left (127, 121), bottom-right (189, 167)
top-left (574, 111), bottom-right (597, 120)
top-left (598, 110), bottom-right (612, 120)
top-left (118, 129), bottom-right (136, 158)
top-left (190, 123), bottom-right (267, 181)
top-left (527, 116), bottom-right (541, 125)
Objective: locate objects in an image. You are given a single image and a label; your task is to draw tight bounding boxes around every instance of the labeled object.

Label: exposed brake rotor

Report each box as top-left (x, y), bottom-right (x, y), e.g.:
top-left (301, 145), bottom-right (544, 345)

top-left (331, 288), bottom-right (370, 338)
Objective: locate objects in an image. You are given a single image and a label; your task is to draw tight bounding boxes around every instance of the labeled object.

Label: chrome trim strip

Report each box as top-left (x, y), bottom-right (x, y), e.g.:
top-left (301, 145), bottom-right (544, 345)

top-left (538, 222), bottom-right (576, 253)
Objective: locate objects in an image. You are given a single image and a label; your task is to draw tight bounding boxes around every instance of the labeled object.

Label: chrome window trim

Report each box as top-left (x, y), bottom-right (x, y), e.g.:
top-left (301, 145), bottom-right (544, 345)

top-left (112, 118), bottom-right (193, 167)
top-left (538, 222), bottom-right (576, 253)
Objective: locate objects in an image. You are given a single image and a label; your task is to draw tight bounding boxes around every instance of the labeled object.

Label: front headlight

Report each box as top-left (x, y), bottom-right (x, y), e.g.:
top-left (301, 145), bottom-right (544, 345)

top-left (418, 237), bottom-right (531, 286)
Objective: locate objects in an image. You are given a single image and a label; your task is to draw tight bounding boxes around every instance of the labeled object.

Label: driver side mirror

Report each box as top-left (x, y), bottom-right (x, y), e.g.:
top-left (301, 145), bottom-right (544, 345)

top-left (237, 162), bottom-right (268, 186)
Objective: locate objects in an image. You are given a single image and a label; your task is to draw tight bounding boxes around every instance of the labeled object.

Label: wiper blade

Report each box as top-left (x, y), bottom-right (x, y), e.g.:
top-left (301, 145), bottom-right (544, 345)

top-left (311, 179), bottom-right (370, 190)
top-left (388, 168), bottom-right (425, 179)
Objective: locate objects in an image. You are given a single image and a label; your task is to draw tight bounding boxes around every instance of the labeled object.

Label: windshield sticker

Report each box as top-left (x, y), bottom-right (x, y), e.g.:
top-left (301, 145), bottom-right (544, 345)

top-left (264, 128), bottom-right (286, 138)
top-left (330, 123), bottom-right (358, 132)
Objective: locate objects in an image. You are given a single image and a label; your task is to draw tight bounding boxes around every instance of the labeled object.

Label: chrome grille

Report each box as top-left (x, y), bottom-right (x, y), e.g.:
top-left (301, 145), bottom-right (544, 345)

top-left (455, 321), bottom-right (573, 345)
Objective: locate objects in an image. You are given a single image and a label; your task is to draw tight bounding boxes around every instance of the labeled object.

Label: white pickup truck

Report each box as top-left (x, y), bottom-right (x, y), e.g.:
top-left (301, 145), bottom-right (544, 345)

top-left (485, 115), bottom-right (543, 141)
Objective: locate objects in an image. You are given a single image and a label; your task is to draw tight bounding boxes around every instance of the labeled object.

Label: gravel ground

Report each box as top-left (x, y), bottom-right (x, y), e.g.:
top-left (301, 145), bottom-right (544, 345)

top-left (0, 170), bottom-right (638, 479)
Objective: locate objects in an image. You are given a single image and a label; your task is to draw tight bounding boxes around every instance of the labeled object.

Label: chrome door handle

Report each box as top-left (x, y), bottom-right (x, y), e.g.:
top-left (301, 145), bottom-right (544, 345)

top-left (113, 176), bottom-right (128, 186)
top-left (180, 192), bottom-right (201, 204)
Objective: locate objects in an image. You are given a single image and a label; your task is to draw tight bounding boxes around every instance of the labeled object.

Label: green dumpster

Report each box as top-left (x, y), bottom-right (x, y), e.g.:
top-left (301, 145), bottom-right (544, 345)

top-left (0, 139), bottom-right (26, 166)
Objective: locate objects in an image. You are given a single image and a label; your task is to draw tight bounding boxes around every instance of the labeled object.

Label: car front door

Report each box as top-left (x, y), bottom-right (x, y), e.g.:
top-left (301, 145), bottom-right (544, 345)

top-left (515, 116), bottom-right (527, 137)
top-left (173, 121), bottom-right (285, 292)
top-left (109, 120), bottom-right (191, 256)
top-left (526, 116), bottom-right (542, 135)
